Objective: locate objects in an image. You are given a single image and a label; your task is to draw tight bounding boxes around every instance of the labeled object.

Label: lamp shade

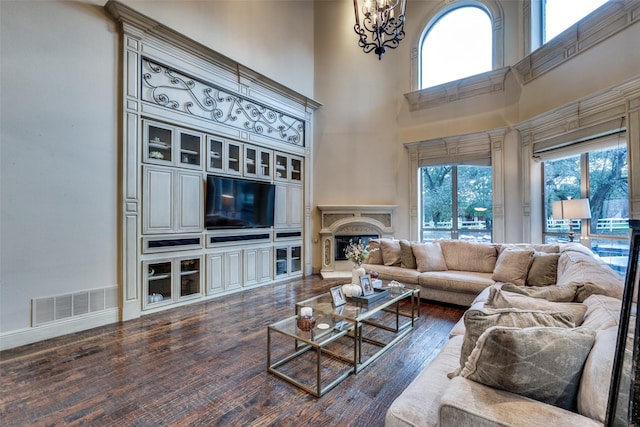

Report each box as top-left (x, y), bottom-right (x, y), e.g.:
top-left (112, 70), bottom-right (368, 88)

top-left (563, 198), bottom-right (592, 220)
top-left (552, 201), bottom-right (564, 220)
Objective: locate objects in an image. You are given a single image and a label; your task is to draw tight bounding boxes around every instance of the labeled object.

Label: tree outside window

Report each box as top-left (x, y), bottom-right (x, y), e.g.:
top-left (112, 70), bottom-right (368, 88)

top-left (421, 165), bottom-right (492, 242)
top-left (543, 145), bottom-right (629, 275)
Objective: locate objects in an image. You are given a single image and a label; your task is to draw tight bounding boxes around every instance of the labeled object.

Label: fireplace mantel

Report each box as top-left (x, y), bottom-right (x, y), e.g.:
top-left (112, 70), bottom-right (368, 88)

top-left (318, 205), bottom-right (396, 277)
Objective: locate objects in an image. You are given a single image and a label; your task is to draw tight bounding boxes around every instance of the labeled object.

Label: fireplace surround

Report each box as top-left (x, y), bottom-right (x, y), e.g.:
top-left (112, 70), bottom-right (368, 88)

top-left (318, 205), bottom-right (396, 278)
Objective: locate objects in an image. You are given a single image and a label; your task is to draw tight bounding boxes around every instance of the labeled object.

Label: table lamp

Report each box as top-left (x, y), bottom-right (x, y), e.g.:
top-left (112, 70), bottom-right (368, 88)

top-left (552, 198), bottom-right (592, 242)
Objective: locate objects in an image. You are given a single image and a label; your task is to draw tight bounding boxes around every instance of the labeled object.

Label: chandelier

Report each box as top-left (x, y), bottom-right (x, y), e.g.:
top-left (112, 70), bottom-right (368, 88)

top-left (353, 0), bottom-right (407, 60)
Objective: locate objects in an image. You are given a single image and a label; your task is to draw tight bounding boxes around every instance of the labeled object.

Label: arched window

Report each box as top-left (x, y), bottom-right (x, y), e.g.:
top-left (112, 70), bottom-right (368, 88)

top-left (544, 0), bottom-right (609, 42)
top-left (420, 6), bottom-right (492, 89)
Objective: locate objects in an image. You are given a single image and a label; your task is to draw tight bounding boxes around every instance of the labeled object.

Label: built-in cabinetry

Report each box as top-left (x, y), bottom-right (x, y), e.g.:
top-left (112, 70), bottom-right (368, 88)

top-left (110, 3), bottom-right (318, 321)
top-left (139, 119), bottom-right (304, 313)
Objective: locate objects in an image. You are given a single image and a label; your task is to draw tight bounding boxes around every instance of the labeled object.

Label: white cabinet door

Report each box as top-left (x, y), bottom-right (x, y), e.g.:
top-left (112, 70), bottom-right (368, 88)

top-left (258, 246), bottom-right (272, 283)
top-left (274, 185), bottom-right (289, 228)
top-left (143, 167), bottom-right (174, 234)
top-left (143, 166), bottom-right (203, 234)
top-left (207, 253), bottom-right (224, 295)
top-left (288, 185), bottom-right (303, 228)
top-left (274, 184), bottom-right (302, 229)
top-left (176, 171), bottom-right (202, 232)
top-left (225, 250), bottom-right (242, 290)
top-left (243, 248), bottom-right (258, 287)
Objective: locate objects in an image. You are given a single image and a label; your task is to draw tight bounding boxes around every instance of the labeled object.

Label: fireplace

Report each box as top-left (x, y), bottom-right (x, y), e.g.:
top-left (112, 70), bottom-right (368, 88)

top-left (334, 235), bottom-right (378, 261)
top-left (317, 205), bottom-right (396, 278)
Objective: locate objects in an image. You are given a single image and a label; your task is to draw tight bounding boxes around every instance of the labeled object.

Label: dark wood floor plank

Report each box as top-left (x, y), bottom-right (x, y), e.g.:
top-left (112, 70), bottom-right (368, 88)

top-left (0, 275), bottom-right (463, 426)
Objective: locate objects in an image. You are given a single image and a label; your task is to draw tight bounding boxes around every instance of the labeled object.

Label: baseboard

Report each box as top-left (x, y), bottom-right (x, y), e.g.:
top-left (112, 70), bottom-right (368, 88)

top-left (0, 308), bottom-right (120, 351)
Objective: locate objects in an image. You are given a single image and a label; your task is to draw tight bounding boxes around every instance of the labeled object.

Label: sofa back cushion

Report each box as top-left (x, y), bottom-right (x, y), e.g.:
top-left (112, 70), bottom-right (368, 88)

top-left (412, 242), bottom-right (447, 272)
top-left (491, 248), bottom-right (534, 286)
top-left (439, 240), bottom-right (498, 273)
top-left (557, 247), bottom-right (624, 302)
top-left (399, 239), bottom-right (417, 269)
top-left (485, 287), bottom-right (587, 326)
top-left (526, 252), bottom-right (560, 286)
top-left (364, 239), bottom-right (382, 265)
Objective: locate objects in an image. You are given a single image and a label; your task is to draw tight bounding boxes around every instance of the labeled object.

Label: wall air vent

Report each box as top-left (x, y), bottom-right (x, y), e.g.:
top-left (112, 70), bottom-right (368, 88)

top-left (32, 286), bottom-right (118, 327)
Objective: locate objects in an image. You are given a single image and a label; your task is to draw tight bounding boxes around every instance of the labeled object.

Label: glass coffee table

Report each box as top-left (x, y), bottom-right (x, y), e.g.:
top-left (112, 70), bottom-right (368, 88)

top-left (267, 286), bottom-right (419, 396)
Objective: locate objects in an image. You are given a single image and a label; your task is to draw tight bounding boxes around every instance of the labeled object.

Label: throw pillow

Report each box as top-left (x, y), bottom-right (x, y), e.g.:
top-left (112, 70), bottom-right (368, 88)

top-left (411, 242), bottom-right (447, 272)
top-left (399, 239), bottom-right (417, 269)
top-left (380, 239), bottom-right (402, 266)
top-left (526, 252), bottom-right (560, 286)
top-left (485, 287), bottom-right (588, 326)
top-left (492, 248), bottom-right (534, 286)
top-left (364, 239), bottom-right (382, 265)
top-left (500, 283), bottom-right (579, 302)
top-left (460, 326), bottom-right (596, 411)
top-left (451, 307), bottom-right (575, 378)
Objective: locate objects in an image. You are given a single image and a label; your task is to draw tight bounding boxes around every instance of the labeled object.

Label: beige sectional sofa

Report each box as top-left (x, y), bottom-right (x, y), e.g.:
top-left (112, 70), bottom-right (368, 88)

top-left (362, 239), bottom-right (628, 427)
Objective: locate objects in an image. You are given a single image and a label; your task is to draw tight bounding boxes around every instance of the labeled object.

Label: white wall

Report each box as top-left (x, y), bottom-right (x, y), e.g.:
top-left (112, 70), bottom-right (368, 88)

top-left (0, 0), bottom-right (315, 343)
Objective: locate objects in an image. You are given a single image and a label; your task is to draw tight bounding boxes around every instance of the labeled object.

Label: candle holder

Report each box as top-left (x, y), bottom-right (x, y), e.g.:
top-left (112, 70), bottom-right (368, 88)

top-left (297, 315), bottom-right (316, 331)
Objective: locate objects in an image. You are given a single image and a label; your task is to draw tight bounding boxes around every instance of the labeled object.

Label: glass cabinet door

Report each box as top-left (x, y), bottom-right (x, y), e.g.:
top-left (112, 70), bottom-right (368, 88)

top-left (227, 142), bottom-right (241, 174)
top-left (147, 261), bottom-right (172, 304)
top-left (275, 247), bottom-right (288, 276)
top-left (147, 124), bottom-right (173, 163)
top-left (179, 258), bottom-right (200, 298)
top-left (260, 151), bottom-right (271, 178)
top-left (290, 157), bottom-right (302, 182)
top-left (290, 246), bottom-right (302, 273)
top-left (208, 138), bottom-right (223, 171)
top-left (245, 146), bottom-right (257, 177)
top-left (179, 131), bottom-right (202, 168)
top-left (275, 154), bottom-right (288, 180)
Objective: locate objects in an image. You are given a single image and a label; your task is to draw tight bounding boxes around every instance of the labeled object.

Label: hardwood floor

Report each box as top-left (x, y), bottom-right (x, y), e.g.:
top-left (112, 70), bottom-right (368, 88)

top-left (0, 276), bottom-right (464, 426)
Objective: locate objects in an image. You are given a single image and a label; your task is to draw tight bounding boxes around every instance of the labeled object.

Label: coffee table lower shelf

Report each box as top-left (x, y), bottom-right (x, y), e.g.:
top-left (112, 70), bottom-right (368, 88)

top-left (267, 316), bottom-right (355, 397)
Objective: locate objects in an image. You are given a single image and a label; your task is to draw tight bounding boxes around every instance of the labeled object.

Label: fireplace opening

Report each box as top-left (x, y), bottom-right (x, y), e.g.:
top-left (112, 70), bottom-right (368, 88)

top-left (334, 235), bottom-right (378, 261)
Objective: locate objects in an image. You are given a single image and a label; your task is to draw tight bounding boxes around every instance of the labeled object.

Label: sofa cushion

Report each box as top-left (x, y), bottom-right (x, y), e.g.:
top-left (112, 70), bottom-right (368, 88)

top-left (385, 335), bottom-right (463, 427)
top-left (439, 240), bottom-right (498, 273)
top-left (557, 247), bottom-right (624, 302)
top-left (492, 248), bottom-right (534, 286)
top-left (460, 326), bottom-right (596, 410)
top-left (526, 252), bottom-right (560, 286)
top-left (439, 377), bottom-right (602, 427)
top-left (498, 243), bottom-right (560, 254)
top-left (363, 264), bottom-right (421, 285)
top-left (580, 294), bottom-right (622, 330)
top-left (577, 326), bottom-right (617, 423)
top-left (364, 239), bottom-right (382, 265)
top-left (412, 242), bottom-right (447, 272)
top-left (500, 283), bottom-right (578, 302)
top-left (399, 239), bottom-right (417, 269)
top-left (455, 307), bottom-right (575, 377)
top-left (380, 238), bottom-right (402, 266)
top-left (418, 271), bottom-right (494, 294)
top-left (485, 287), bottom-right (587, 326)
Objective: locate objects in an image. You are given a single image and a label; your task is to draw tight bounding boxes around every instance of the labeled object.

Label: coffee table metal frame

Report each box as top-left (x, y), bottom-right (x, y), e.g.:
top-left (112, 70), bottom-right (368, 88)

top-left (267, 286), bottom-right (420, 397)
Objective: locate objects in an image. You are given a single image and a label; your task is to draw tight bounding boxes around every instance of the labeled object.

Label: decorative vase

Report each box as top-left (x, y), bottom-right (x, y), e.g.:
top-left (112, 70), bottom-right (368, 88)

top-left (351, 265), bottom-right (366, 285)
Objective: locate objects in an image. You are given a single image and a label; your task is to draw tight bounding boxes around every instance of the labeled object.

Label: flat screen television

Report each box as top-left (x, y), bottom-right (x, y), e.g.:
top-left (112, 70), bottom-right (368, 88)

top-left (205, 175), bottom-right (275, 229)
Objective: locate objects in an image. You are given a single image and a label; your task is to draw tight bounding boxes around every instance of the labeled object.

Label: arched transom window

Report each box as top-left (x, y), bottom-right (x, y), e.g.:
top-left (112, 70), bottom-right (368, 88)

top-left (420, 5), bottom-right (492, 89)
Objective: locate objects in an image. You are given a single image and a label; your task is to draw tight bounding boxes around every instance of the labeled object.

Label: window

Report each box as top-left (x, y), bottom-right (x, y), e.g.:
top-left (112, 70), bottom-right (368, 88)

top-left (420, 6), bottom-right (492, 89)
top-left (543, 143), bottom-right (629, 275)
top-left (543, 0), bottom-right (609, 43)
top-left (421, 165), bottom-right (492, 242)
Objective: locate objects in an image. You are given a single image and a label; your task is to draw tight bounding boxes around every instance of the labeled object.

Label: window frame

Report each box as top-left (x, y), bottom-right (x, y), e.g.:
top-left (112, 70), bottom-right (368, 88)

top-left (420, 164), bottom-right (494, 243)
top-left (412, 0), bottom-right (504, 91)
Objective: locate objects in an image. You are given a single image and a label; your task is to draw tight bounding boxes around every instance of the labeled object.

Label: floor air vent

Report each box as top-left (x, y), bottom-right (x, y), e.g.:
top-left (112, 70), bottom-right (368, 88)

top-left (32, 286), bottom-right (117, 327)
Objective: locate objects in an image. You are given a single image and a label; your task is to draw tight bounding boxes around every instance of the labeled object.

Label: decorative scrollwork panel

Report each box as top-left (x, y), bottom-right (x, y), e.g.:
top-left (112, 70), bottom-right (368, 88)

top-left (141, 58), bottom-right (304, 146)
